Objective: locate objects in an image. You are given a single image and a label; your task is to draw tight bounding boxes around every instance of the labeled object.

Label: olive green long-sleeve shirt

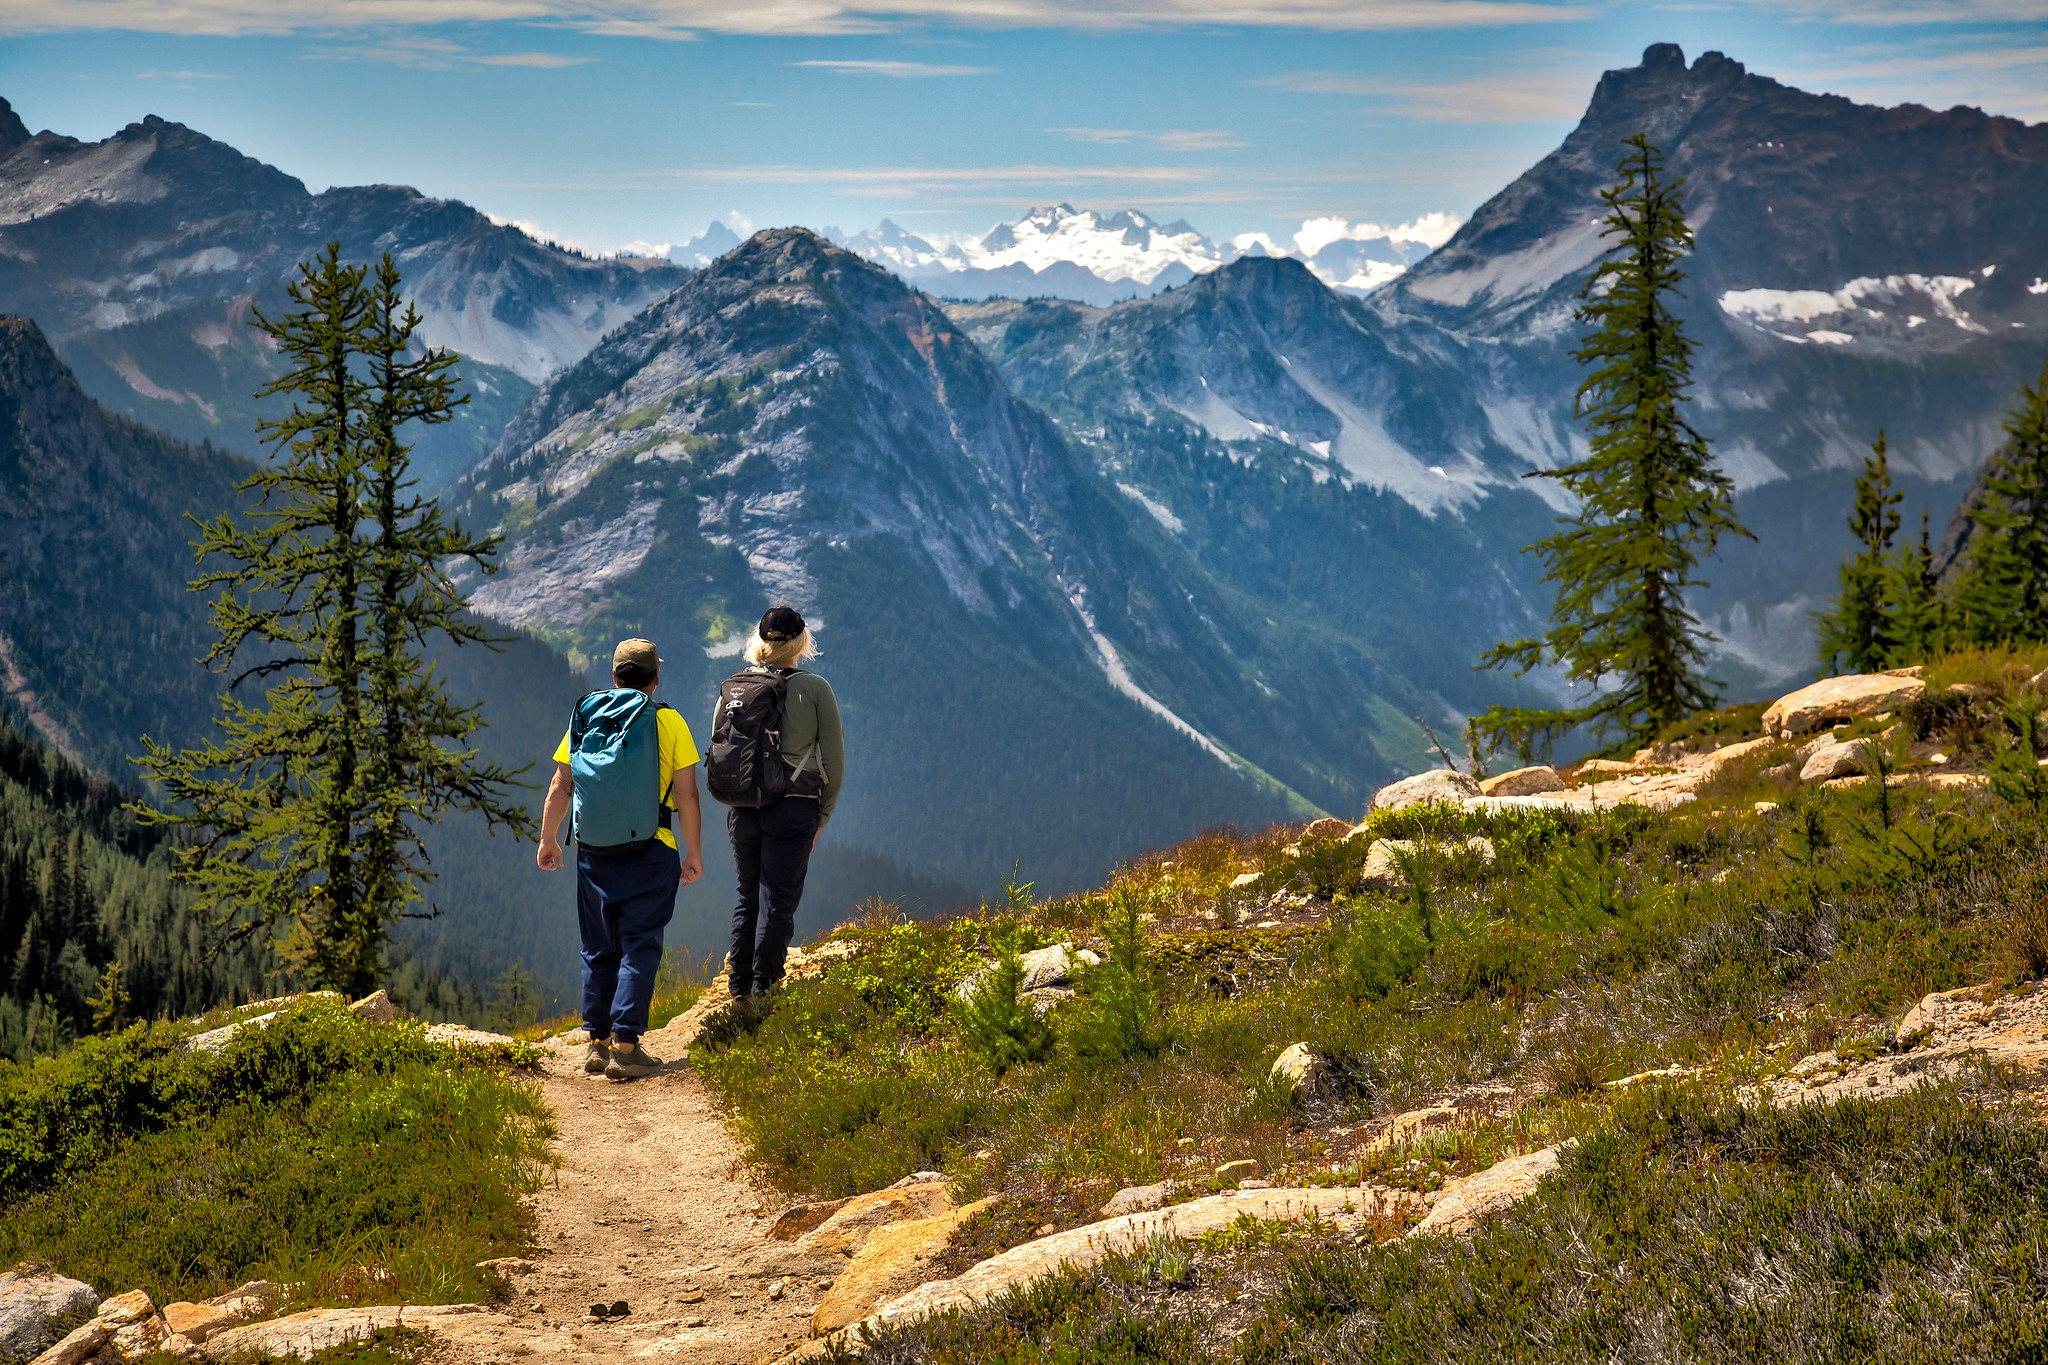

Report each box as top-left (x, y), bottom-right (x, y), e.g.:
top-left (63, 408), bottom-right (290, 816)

top-left (720, 666), bottom-right (846, 823)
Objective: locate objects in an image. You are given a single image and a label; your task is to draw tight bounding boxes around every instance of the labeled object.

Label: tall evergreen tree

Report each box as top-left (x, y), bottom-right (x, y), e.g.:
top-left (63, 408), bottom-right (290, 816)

top-left (1953, 353), bottom-right (2048, 645)
top-left (1474, 135), bottom-right (1750, 758)
top-left (1888, 507), bottom-right (1947, 665)
top-left (138, 245), bottom-right (533, 997)
top-left (1814, 432), bottom-right (1902, 675)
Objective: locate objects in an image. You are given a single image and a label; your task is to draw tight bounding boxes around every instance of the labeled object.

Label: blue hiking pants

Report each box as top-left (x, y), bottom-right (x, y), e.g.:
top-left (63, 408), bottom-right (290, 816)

top-left (576, 839), bottom-right (679, 1046)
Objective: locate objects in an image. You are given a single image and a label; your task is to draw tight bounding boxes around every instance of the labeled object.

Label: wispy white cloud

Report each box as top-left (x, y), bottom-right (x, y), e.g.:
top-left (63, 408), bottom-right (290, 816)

top-left (1761, 0), bottom-right (2048, 24)
top-left (4, 0), bottom-right (1597, 39)
top-left (473, 51), bottom-right (593, 65)
top-left (1760, 40), bottom-right (2048, 119)
top-left (1260, 66), bottom-right (1592, 121)
top-left (461, 163), bottom-right (1214, 198)
top-left (1156, 129), bottom-right (1247, 149)
top-left (1049, 126), bottom-right (1246, 148)
top-left (1049, 126), bottom-right (1138, 143)
top-left (307, 34), bottom-right (596, 68)
top-left (792, 58), bottom-right (994, 75)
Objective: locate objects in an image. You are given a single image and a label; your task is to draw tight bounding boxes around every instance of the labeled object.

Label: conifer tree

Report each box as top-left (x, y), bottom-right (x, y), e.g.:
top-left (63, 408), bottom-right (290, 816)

top-left (1888, 508), bottom-right (1946, 665)
top-left (1474, 135), bottom-right (1750, 758)
top-left (138, 245), bottom-right (533, 996)
top-left (1814, 433), bottom-right (1902, 675)
top-left (1953, 353), bottom-right (2048, 645)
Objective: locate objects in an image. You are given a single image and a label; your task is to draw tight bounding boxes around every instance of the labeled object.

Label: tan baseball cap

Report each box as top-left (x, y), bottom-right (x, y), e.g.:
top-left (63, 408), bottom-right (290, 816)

top-left (613, 638), bottom-right (662, 671)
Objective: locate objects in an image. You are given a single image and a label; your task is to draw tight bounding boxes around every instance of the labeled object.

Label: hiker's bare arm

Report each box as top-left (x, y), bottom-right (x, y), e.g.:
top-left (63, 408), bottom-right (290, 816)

top-left (536, 763), bottom-right (572, 871)
top-left (672, 763), bottom-right (704, 887)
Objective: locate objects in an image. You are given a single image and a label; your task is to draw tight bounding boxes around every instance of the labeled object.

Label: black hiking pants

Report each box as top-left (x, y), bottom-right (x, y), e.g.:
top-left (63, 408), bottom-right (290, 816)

top-left (727, 795), bottom-right (820, 997)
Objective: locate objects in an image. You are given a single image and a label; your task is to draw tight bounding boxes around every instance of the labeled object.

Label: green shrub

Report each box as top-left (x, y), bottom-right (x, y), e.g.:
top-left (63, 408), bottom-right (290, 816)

top-left (953, 936), bottom-right (1055, 1075)
top-left (1324, 900), bottom-right (1428, 1002)
top-left (1238, 1080), bottom-right (2048, 1364)
top-left (1067, 892), bottom-right (1172, 1061)
top-left (0, 1000), bottom-right (550, 1307)
top-left (830, 1080), bottom-right (2048, 1364)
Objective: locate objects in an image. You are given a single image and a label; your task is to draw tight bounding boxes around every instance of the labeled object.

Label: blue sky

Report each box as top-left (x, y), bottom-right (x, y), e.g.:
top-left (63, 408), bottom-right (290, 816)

top-left (3, 1), bottom-right (2045, 254)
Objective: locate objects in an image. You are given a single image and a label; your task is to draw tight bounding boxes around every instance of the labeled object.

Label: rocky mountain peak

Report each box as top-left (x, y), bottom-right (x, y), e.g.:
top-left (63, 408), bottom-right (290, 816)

top-left (0, 316), bottom-right (93, 438)
top-left (0, 98), bottom-right (29, 157)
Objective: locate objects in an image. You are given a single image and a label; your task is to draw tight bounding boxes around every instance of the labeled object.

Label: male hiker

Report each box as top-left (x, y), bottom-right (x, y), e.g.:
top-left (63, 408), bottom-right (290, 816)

top-left (537, 639), bottom-right (704, 1080)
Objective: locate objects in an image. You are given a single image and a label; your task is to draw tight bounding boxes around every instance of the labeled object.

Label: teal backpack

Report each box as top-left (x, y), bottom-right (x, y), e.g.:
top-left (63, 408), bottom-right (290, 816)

top-left (567, 689), bottom-right (673, 854)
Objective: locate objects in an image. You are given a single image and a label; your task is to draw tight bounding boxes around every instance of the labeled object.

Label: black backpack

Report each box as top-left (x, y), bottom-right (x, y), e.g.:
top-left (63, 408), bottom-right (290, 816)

top-left (706, 667), bottom-right (826, 808)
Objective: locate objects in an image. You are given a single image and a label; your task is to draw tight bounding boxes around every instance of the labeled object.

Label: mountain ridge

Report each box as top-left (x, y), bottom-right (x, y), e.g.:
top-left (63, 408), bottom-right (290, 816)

top-left (454, 226), bottom-right (1423, 891)
top-left (0, 95), bottom-right (690, 488)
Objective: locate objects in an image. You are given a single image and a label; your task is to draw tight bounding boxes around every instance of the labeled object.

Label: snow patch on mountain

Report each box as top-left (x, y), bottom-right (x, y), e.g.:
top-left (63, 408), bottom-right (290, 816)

top-left (1719, 274), bottom-right (1988, 344)
top-left (1117, 482), bottom-right (1184, 534)
top-left (1072, 598), bottom-right (1239, 771)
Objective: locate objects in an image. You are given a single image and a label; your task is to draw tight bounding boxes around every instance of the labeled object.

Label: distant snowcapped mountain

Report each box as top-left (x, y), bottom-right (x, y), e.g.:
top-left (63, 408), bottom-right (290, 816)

top-left (831, 203), bottom-right (1461, 306)
top-left (665, 220), bottom-right (745, 268)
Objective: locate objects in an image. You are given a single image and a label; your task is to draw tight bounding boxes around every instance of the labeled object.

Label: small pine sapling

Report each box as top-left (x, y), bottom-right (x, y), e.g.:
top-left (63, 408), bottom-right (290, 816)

top-left (1326, 900), bottom-right (1429, 1001)
top-left (1989, 696), bottom-right (2048, 811)
top-left (952, 932), bottom-right (1055, 1075)
top-left (1068, 890), bottom-right (1172, 1060)
top-left (1386, 842), bottom-right (1441, 943)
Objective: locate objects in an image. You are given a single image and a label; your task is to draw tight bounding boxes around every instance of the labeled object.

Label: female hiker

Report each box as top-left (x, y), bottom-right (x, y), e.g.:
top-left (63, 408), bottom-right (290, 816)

top-left (707, 605), bottom-right (845, 999)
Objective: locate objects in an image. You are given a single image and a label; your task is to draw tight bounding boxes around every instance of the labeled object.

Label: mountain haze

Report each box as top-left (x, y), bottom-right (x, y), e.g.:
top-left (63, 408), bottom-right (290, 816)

top-left (1373, 43), bottom-right (2048, 677)
top-left (453, 228), bottom-right (1399, 892)
top-left (0, 96), bottom-right (688, 490)
top-left (961, 46), bottom-right (2048, 693)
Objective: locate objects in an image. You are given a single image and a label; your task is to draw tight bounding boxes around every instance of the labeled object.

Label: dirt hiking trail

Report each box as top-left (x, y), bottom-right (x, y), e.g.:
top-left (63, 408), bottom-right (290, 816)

top-left (436, 997), bottom-right (813, 1365)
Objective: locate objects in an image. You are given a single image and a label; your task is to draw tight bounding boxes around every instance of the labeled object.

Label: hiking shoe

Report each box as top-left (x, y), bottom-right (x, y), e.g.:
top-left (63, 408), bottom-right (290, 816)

top-left (584, 1038), bottom-right (610, 1075)
top-left (605, 1041), bottom-right (663, 1079)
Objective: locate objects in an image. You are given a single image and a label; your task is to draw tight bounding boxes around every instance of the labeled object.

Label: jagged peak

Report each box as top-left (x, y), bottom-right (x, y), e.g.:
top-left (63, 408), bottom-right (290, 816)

top-left (0, 97), bottom-right (30, 157)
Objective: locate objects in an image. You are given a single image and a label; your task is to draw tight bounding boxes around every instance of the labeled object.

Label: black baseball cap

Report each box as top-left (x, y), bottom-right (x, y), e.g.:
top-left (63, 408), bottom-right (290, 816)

top-left (759, 605), bottom-right (806, 642)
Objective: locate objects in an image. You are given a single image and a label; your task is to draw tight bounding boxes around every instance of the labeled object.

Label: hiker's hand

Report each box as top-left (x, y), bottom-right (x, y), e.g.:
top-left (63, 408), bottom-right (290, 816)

top-left (537, 838), bottom-right (563, 872)
top-left (679, 853), bottom-right (703, 887)
top-left (812, 827), bottom-right (822, 850)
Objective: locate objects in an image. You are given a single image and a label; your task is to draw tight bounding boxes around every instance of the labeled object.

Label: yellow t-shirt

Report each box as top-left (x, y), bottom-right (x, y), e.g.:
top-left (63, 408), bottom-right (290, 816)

top-left (553, 705), bottom-right (700, 849)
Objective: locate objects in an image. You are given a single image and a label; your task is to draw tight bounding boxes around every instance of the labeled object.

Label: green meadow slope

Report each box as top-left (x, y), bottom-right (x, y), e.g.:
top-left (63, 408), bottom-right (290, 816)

top-left (683, 648), bottom-right (2048, 1361)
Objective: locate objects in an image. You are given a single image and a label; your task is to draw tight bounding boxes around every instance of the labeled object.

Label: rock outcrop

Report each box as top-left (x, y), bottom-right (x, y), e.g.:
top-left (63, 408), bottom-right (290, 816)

top-left (1353, 836), bottom-right (1494, 890)
top-left (1478, 765), bottom-right (1566, 797)
top-left (1798, 737), bottom-right (1870, 782)
top-left (802, 1185), bottom-right (1425, 1357)
top-left (810, 1197), bottom-right (999, 1333)
top-left (1270, 1042), bottom-right (1323, 1096)
top-left (1762, 670), bottom-right (1924, 738)
top-left (1407, 1144), bottom-right (1571, 1238)
top-left (0, 1272), bottom-right (98, 1363)
top-left (1371, 770), bottom-right (1483, 810)
top-left (751, 1183), bottom-right (959, 1282)
top-left (199, 1305), bottom-right (486, 1361)
top-left (954, 944), bottom-right (1100, 1001)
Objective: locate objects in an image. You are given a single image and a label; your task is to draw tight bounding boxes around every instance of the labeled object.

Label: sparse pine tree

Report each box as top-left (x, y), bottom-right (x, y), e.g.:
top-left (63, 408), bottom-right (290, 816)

top-left (1067, 889), bottom-right (1170, 1061)
top-left (1887, 507), bottom-right (1947, 665)
top-left (1815, 433), bottom-right (1902, 676)
top-left (1474, 135), bottom-right (1750, 758)
top-left (951, 932), bottom-right (1055, 1075)
top-left (137, 245), bottom-right (533, 997)
top-left (1954, 353), bottom-right (2048, 645)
